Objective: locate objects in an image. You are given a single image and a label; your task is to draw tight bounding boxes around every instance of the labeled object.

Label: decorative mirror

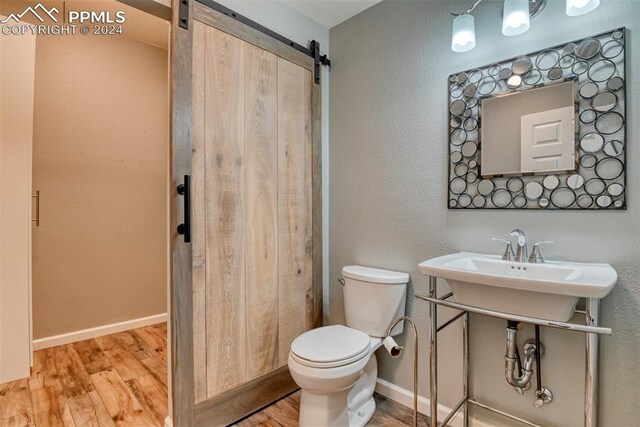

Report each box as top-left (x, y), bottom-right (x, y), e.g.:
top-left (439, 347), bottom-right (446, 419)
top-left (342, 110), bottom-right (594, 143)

top-left (448, 28), bottom-right (626, 210)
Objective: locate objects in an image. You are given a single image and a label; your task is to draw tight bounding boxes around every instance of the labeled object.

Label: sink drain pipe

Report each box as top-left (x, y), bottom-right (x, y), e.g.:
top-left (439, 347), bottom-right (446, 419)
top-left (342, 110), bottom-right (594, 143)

top-left (384, 316), bottom-right (419, 427)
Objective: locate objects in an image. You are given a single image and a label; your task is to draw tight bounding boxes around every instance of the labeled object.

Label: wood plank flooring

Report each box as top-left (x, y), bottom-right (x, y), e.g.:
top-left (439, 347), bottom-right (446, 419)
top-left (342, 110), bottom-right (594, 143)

top-left (2, 322), bottom-right (426, 426)
top-left (234, 391), bottom-right (431, 426)
top-left (0, 323), bottom-right (168, 427)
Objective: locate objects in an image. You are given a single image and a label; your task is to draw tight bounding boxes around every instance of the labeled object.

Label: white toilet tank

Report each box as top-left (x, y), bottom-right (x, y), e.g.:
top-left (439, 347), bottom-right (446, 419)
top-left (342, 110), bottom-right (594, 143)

top-left (342, 266), bottom-right (409, 338)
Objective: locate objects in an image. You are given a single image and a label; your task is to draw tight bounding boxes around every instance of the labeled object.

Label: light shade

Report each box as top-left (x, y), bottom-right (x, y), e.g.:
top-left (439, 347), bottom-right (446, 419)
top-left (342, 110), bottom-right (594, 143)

top-left (451, 14), bottom-right (476, 53)
top-left (502, 0), bottom-right (530, 36)
top-left (566, 0), bottom-right (600, 16)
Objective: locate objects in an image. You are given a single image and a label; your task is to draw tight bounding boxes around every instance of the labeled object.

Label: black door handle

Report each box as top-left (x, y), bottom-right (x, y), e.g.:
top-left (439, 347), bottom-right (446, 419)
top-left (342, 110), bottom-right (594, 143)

top-left (177, 175), bottom-right (191, 243)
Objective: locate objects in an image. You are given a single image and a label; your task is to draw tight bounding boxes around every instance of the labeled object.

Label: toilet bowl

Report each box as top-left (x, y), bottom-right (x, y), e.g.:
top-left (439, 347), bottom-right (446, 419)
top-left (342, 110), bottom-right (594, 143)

top-left (288, 266), bottom-right (409, 427)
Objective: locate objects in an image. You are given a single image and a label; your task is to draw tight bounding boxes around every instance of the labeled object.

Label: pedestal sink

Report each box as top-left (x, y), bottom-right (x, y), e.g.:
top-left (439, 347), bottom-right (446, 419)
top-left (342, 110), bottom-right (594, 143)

top-left (419, 252), bottom-right (617, 321)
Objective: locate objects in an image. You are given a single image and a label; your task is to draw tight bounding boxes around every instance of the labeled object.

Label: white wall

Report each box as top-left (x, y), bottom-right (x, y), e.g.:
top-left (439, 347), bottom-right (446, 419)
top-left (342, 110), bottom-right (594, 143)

top-left (330, 0), bottom-right (639, 425)
top-left (31, 32), bottom-right (169, 339)
top-left (216, 0), bottom-right (331, 320)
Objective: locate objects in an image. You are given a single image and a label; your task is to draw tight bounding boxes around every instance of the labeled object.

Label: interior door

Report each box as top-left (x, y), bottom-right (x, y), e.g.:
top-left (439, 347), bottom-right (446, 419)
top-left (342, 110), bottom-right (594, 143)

top-left (520, 106), bottom-right (575, 173)
top-left (170, 2), bottom-right (322, 425)
top-left (0, 20), bottom-right (36, 383)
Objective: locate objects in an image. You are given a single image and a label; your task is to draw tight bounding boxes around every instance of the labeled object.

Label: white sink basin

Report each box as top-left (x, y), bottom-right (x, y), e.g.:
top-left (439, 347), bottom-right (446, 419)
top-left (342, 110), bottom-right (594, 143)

top-left (419, 252), bottom-right (617, 322)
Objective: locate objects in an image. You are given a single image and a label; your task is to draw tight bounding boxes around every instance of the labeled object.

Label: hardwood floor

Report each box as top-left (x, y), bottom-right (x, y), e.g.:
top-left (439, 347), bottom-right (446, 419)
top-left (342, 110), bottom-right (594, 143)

top-left (2, 324), bottom-right (426, 426)
top-left (235, 391), bottom-right (431, 426)
top-left (0, 323), bottom-right (168, 427)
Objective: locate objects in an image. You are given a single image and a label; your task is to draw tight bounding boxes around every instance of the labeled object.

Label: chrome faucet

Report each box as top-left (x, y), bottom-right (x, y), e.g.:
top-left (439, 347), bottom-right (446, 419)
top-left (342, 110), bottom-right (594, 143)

top-left (510, 229), bottom-right (528, 263)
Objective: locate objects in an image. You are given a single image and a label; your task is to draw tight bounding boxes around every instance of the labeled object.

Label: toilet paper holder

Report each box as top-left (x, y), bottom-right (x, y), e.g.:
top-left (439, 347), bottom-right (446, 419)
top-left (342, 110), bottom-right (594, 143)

top-left (385, 316), bottom-right (419, 427)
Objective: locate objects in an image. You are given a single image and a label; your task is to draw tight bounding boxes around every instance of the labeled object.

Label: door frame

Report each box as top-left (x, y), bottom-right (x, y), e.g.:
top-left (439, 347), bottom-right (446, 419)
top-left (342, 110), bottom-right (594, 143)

top-left (170, 1), bottom-right (323, 425)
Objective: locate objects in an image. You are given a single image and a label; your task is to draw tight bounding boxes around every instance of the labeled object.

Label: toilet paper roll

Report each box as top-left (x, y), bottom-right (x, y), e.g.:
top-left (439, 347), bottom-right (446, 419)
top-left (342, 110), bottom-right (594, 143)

top-left (383, 336), bottom-right (403, 358)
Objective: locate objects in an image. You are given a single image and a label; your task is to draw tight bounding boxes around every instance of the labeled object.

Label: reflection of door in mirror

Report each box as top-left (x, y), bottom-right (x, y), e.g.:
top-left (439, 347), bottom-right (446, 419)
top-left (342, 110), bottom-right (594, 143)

top-left (521, 106), bottom-right (575, 173)
top-left (480, 80), bottom-right (576, 177)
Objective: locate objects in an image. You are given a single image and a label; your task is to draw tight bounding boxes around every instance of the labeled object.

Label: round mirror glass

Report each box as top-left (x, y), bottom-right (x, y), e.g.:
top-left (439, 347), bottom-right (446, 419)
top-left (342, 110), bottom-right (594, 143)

top-left (592, 91), bottom-right (617, 112)
top-left (450, 151), bottom-right (463, 164)
top-left (507, 75), bottom-right (522, 89)
top-left (451, 128), bottom-right (467, 146)
top-left (595, 112), bottom-right (624, 135)
top-left (458, 194), bottom-right (472, 208)
top-left (492, 190), bottom-right (512, 208)
top-left (548, 67), bottom-right (563, 80)
top-left (478, 179), bottom-right (494, 196)
top-left (567, 174), bottom-right (585, 190)
top-left (507, 177), bottom-right (524, 192)
top-left (512, 57), bottom-right (532, 75)
top-left (463, 117), bottom-right (478, 131)
top-left (603, 140), bottom-right (624, 157)
top-left (579, 82), bottom-right (599, 99)
top-left (472, 195), bottom-right (486, 208)
top-left (525, 182), bottom-right (544, 200)
top-left (596, 195), bottom-right (612, 208)
top-left (608, 183), bottom-right (624, 197)
top-left (551, 188), bottom-right (576, 208)
top-left (454, 163), bottom-right (468, 177)
top-left (543, 175), bottom-right (560, 190)
top-left (580, 133), bottom-right (605, 153)
top-left (595, 158), bottom-right (624, 180)
top-left (463, 84), bottom-right (477, 98)
top-left (450, 177), bottom-right (467, 195)
top-left (607, 76), bottom-right (624, 91)
top-left (513, 195), bottom-right (527, 208)
top-left (461, 141), bottom-right (478, 157)
top-left (580, 154), bottom-right (598, 168)
top-left (450, 99), bottom-right (466, 115)
top-left (576, 39), bottom-right (601, 59)
top-left (580, 109), bottom-right (597, 124)
top-left (498, 68), bottom-right (512, 80)
top-left (577, 194), bottom-right (593, 208)
top-left (563, 42), bottom-right (577, 54)
top-left (584, 178), bottom-right (606, 196)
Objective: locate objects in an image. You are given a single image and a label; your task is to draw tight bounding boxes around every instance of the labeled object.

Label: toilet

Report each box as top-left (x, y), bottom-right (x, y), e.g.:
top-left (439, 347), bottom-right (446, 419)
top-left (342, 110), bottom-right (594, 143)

top-left (288, 265), bottom-right (409, 427)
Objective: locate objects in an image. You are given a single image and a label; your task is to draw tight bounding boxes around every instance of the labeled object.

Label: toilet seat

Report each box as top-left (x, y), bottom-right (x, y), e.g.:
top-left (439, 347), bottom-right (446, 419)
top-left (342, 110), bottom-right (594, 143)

top-left (290, 325), bottom-right (371, 368)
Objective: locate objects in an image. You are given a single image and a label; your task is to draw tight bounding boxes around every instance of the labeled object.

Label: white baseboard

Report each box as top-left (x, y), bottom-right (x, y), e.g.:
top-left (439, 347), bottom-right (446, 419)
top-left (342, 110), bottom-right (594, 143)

top-left (375, 378), bottom-right (495, 427)
top-left (33, 313), bottom-right (167, 350)
top-left (164, 416), bottom-right (172, 427)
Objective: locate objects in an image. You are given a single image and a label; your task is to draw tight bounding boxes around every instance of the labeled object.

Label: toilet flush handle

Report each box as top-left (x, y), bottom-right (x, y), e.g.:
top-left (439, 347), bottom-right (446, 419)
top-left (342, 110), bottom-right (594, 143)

top-left (337, 278), bottom-right (345, 286)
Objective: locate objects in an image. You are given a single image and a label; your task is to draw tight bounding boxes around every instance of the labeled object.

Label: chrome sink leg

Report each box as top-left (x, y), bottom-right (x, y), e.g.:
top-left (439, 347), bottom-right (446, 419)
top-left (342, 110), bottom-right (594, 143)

top-left (585, 298), bottom-right (600, 427)
top-left (429, 276), bottom-right (438, 427)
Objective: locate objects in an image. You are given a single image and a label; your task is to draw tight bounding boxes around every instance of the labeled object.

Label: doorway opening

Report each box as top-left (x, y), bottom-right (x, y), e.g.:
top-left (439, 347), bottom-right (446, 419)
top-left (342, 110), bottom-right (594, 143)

top-left (0, 1), bottom-right (171, 424)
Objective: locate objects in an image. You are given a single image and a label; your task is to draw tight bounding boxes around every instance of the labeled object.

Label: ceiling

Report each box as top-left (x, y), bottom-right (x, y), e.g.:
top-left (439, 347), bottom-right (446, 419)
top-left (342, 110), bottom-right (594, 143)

top-left (282, 0), bottom-right (382, 28)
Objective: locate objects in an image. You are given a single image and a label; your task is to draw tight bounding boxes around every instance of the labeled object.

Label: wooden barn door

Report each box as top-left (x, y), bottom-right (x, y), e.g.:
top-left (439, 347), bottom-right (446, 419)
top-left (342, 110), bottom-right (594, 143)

top-left (170, 2), bottom-right (322, 425)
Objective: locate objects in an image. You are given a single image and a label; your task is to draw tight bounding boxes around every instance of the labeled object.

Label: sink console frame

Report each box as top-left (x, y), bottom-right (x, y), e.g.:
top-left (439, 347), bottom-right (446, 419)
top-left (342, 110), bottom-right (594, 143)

top-left (417, 276), bottom-right (610, 427)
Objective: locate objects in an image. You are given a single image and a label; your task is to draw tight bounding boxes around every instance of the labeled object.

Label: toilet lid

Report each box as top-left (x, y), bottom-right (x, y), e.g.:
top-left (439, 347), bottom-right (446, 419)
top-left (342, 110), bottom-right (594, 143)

top-left (291, 325), bottom-right (370, 366)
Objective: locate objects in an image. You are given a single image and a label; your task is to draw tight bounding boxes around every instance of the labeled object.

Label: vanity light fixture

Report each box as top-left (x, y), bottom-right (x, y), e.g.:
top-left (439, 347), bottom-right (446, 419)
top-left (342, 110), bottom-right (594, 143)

top-left (451, 14), bottom-right (476, 52)
top-left (451, 0), bottom-right (594, 52)
top-left (502, 0), bottom-right (531, 36)
top-left (566, 0), bottom-right (600, 16)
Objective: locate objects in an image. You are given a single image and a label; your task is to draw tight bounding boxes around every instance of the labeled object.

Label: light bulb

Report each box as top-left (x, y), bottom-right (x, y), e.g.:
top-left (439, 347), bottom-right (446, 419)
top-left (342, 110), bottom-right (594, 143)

top-left (566, 0), bottom-right (600, 16)
top-left (502, 0), bottom-right (530, 36)
top-left (451, 14), bottom-right (476, 53)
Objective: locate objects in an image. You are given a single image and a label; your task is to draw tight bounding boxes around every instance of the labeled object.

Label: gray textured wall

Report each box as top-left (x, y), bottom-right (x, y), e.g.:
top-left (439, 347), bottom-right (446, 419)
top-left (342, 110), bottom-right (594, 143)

top-left (329, 0), bottom-right (639, 425)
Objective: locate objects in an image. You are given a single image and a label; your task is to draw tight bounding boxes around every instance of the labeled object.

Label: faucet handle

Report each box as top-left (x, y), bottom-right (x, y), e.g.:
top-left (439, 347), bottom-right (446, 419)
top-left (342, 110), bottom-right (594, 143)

top-left (492, 237), bottom-right (515, 261)
top-left (528, 241), bottom-right (556, 264)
